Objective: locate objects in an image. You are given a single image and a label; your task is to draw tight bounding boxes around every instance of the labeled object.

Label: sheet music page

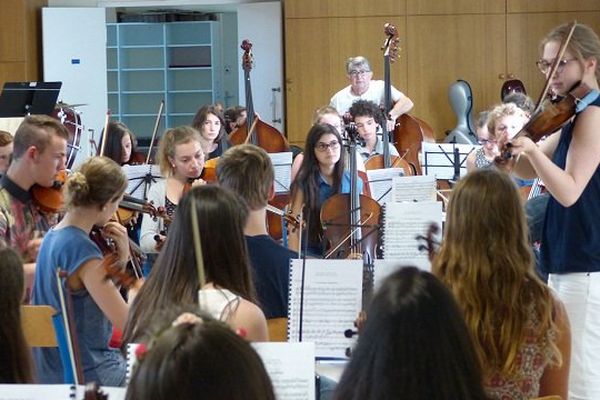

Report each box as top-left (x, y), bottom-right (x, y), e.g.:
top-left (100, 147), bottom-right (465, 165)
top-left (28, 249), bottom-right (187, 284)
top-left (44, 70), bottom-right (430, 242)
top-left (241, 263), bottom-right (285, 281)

top-left (253, 342), bottom-right (316, 400)
top-left (373, 259), bottom-right (432, 291)
top-left (121, 163), bottom-right (164, 200)
top-left (73, 386), bottom-right (127, 400)
top-left (365, 168), bottom-right (405, 204)
top-left (0, 385), bottom-right (74, 399)
top-left (390, 175), bottom-right (437, 203)
top-left (269, 152), bottom-right (293, 194)
top-left (421, 142), bottom-right (478, 180)
top-left (382, 201), bottom-right (443, 263)
top-left (288, 259), bottom-right (362, 359)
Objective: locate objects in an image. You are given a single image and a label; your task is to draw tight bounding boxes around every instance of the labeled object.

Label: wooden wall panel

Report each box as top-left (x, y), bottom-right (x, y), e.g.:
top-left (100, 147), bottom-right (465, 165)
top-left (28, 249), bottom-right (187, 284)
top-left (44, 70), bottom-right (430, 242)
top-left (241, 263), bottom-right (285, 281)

top-left (0, 0), bottom-right (26, 62)
top-left (508, 0), bottom-right (600, 13)
top-left (507, 12), bottom-right (600, 103)
top-left (406, 14), bottom-right (506, 139)
top-left (407, 0), bottom-right (504, 15)
top-left (285, 16), bottom-right (407, 146)
top-left (284, 0), bottom-right (406, 19)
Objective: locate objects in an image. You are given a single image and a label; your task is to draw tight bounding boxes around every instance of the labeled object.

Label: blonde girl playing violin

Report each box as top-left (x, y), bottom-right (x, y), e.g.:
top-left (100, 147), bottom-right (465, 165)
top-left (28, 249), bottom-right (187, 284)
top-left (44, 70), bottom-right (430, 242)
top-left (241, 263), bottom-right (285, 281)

top-left (32, 156), bottom-right (138, 386)
top-left (139, 126), bottom-right (205, 255)
top-left (499, 22), bottom-right (600, 400)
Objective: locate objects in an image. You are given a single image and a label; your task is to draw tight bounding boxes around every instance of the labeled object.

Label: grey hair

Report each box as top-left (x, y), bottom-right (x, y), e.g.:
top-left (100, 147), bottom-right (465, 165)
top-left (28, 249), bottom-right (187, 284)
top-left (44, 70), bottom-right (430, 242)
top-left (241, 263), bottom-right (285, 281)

top-left (346, 56), bottom-right (371, 74)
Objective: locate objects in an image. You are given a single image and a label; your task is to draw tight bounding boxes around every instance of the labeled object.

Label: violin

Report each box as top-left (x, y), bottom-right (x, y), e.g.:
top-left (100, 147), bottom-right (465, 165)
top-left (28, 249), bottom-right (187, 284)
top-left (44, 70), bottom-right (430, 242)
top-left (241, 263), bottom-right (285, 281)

top-left (31, 169), bottom-right (68, 213)
top-left (416, 222), bottom-right (441, 263)
top-left (498, 22), bottom-right (594, 162)
top-left (117, 194), bottom-right (172, 226)
top-left (89, 226), bottom-right (143, 289)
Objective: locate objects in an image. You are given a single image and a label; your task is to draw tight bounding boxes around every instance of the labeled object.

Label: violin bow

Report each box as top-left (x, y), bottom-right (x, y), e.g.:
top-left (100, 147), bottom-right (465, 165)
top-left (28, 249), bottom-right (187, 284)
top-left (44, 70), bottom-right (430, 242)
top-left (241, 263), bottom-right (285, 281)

top-left (99, 110), bottom-right (111, 157)
top-left (55, 268), bottom-right (84, 385)
top-left (190, 193), bottom-right (206, 288)
top-left (533, 21), bottom-right (578, 114)
top-left (146, 100), bottom-right (165, 164)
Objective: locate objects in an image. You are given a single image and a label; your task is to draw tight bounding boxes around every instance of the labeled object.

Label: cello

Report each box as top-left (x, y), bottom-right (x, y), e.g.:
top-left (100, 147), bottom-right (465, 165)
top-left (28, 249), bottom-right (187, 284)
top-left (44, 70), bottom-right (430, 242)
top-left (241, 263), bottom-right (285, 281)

top-left (229, 39), bottom-right (291, 240)
top-left (364, 23), bottom-right (413, 176)
top-left (321, 123), bottom-right (381, 261)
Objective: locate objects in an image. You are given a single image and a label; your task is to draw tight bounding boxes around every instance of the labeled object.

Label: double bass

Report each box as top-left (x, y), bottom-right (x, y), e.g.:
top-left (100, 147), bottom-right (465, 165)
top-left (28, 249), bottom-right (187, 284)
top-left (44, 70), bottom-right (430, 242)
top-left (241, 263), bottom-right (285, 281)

top-left (364, 23), bottom-right (413, 176)
top-left (229, 39), bottom-right (291, 240)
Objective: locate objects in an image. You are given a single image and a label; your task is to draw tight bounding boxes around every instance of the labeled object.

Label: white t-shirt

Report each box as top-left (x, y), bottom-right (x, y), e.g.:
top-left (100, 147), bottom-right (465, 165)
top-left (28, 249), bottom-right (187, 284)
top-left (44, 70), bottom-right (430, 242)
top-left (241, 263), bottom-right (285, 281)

top-left (329, 80), bottom-right (404, 115)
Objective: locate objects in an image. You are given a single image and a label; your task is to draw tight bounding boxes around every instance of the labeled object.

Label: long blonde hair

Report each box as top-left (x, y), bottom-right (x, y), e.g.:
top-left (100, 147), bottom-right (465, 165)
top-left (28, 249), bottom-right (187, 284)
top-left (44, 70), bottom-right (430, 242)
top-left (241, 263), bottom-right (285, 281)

top-left (432, 169), bottom-right (560, 376)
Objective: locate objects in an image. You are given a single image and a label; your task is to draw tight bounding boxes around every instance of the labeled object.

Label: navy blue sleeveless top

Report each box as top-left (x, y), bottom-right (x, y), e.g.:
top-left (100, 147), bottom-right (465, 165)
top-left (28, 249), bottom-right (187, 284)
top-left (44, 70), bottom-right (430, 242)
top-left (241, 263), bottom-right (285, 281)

top-left (541, 95), bottom-right (600, 274)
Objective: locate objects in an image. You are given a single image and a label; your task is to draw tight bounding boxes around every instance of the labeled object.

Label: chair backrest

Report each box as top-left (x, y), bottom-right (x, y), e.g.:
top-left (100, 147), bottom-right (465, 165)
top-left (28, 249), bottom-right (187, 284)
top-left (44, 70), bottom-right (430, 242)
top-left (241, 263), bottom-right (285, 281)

top-left (533, 396), bottom-right (562, 400)
top-left (21, 305), bottom-right (58, 347)
top-left (267, 317), bottom-right (288, 342)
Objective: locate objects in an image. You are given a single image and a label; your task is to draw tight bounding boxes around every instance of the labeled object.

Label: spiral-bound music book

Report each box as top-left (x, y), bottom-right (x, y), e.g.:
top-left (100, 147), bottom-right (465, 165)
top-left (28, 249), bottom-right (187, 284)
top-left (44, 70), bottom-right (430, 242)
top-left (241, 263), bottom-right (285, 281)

top-left (382, 201), bottom-right (443, 265)
top-left (287, 259), bottom-right (363, 359)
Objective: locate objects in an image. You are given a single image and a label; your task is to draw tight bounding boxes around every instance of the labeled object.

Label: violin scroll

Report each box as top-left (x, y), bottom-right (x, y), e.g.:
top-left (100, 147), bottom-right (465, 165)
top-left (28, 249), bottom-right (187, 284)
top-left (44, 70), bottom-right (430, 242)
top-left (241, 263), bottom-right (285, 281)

top-left (416, 222), bottom-right (441, 262)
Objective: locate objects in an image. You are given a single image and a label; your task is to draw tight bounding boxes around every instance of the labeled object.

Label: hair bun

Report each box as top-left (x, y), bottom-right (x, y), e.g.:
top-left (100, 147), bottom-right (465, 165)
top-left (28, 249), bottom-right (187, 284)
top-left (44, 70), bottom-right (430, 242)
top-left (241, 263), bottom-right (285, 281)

top-left (66, 171), bottom-right (89, 197)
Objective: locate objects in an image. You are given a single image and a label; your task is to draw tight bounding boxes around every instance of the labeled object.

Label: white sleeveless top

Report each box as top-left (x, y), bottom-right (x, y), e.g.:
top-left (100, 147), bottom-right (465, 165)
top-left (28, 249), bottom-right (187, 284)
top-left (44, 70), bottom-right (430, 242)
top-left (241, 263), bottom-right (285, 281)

top-left (198, 288), bottom-right (240, 321)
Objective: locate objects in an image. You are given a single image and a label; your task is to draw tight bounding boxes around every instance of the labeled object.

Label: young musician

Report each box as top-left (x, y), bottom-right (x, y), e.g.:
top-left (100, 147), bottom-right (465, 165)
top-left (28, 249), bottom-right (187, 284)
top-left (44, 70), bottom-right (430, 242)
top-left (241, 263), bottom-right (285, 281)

top-left (500, 22), bottom-right (600, 400)
top-left (224, 105), bottom-right (248, 134)
top-left (32, 156), bottom-right (136, 386)
top-left (102, 121), bottom-right (138, 165)
top-left (433, 169), bottom-right (570, 399)
top-left (191, 104), bottom-right (229, 160)
top-left (125, 310), bottom-right (275, 400)
top-left (217, 144), bottom-right (294, 319)
top-left (288, 123), bottom-right (362, 256)
top-left (0, 130), bottom-right (14, 175)
top-left (291, 106), bottom-right (365, 182)
top-left (0, 248), bottom-right (33, 383)
top-left (348, 99), bottom-right (400, 162)
top-left (139, 126), bottom-right (205, 255)
top-left (0, 115), bottom-right (68, 293)
top-left (123, 185), bottom-right (268, 344)
top-left (334, 267), bottom-right (487, 400)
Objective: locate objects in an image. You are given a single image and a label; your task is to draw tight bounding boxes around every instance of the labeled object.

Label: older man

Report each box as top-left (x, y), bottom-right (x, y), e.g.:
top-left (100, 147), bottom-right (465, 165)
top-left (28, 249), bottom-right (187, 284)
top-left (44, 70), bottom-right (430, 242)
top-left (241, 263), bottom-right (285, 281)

top-left (329, 56), bottom-right (414, 124)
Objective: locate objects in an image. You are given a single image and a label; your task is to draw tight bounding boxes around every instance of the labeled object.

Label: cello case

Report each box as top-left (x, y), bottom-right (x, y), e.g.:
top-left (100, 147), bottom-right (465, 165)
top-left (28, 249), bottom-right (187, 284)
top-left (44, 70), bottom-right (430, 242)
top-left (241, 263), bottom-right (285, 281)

top-left (444, 79), bottom-right (478, 144)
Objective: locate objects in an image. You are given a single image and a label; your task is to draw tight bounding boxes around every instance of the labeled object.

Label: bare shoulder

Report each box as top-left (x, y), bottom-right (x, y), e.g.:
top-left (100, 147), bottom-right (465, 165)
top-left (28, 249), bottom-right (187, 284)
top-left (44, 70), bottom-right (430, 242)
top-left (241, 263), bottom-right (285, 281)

top-left (231, 298), bottom-right (268, 342)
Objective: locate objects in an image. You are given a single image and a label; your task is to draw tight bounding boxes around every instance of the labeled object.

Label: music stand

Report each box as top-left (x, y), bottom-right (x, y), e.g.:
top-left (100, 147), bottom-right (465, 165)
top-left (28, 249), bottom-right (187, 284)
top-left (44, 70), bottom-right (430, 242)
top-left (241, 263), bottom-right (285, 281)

top-left (421, 142), bottom-right (477, 181)
top-left (121, 164), bottom-right (163, 201)
top-left (0, 81), bottom-right (62, 117)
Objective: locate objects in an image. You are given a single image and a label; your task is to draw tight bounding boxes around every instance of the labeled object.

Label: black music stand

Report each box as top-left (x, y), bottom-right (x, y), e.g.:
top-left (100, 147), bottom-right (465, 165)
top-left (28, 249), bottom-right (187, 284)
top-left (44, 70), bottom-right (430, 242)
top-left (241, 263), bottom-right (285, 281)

top-left (0, 81), bottom-right (62, 117)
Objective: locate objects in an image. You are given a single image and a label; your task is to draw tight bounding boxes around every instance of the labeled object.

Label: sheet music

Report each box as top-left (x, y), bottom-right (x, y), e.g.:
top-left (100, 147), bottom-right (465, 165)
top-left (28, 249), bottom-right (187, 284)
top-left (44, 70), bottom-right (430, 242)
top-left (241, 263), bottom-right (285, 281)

top-left (269, 152), bottom-right (293, 194)
top-left (121, 163), bottom-right (163, 200)
top-left (0, 385), bottom-right (74, 399)
top-left (421, 142), bottom-right (477, 180)
top-left (373, 259), bottom-right (432, 291)
top-left (382, 201), bottom-right (443, 264)
top-left (288, 259), bottom-right (362, 359)
top-left (253, 342), bottom-right (316, 400)
top-left (126, 343), bottom-right (141, 384)
top-left (390, 175), bottom-right (437, 203)
top-left (365, 168), bottom-right (405, 204)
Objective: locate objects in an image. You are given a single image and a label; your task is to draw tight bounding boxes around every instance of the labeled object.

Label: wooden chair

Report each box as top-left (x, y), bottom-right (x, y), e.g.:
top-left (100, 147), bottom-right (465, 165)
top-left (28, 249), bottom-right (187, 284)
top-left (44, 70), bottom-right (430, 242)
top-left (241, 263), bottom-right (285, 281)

top-left (533, 396), bottom-right (562, 400)
top-left (21, 305), bottom-right (58, 347)
top-left (267, 317), bottom-right (288, 342)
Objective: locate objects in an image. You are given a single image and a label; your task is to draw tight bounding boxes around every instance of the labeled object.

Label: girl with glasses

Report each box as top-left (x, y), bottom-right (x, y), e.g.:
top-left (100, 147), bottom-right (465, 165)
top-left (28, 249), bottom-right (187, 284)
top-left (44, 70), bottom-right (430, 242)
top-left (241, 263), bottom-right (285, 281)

top-left (288, 123), bottom-right (363, 257)
top-left (499, 22), bottom-right (600, 400)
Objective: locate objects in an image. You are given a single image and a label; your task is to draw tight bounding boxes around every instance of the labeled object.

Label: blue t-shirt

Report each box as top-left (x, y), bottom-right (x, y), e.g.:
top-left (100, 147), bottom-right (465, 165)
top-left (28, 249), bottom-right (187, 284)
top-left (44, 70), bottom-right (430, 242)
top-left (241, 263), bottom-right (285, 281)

top-left (246, 234), bottom-right (294, 319)
top-left (541, 97), bottom-right (600, 274)
top-left (32, 226), bottom-right (126, 386)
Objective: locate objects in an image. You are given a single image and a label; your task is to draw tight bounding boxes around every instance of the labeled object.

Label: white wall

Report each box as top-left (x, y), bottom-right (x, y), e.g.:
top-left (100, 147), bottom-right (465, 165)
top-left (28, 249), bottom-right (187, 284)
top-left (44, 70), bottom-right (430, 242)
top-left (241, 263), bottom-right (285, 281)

top-left (237, 1), bottom-right (284, 132)
top-left (43, 8), bottom-right (108, 167)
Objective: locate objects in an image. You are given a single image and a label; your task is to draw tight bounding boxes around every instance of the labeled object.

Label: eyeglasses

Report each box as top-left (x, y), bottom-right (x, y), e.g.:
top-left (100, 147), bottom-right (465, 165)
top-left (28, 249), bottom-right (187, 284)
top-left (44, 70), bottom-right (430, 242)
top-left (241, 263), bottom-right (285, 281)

top-left (348, 70), bottom-right (370, 77)
top-left (535, 58), bottom-right (578, 74)
top-left (315, 140), bottom-right (340, 152)
top-left (478, 139), bottom-right (497, 146)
